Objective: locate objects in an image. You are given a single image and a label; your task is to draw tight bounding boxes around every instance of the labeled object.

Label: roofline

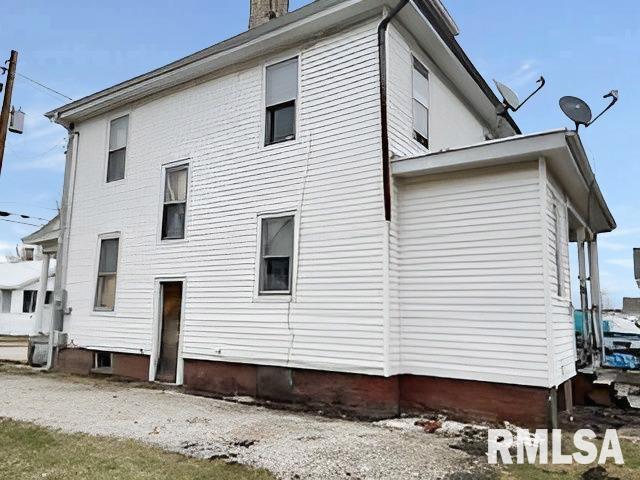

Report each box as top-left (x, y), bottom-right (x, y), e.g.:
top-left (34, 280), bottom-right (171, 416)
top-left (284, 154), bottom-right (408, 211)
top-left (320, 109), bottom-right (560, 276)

top-left (391, 129), bottom-right (615, 233)
top-left (45, 0), bottom-right (520, 136)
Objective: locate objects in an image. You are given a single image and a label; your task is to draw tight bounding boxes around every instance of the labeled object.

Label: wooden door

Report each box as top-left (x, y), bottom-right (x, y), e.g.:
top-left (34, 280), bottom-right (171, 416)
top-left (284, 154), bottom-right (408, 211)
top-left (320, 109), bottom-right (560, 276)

top-left (155, 282), bottom-right (182, 383)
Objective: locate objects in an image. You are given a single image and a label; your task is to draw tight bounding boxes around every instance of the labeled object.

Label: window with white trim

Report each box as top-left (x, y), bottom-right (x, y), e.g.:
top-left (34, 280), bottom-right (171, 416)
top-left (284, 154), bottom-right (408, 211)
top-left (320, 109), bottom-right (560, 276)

top-left (412, 58), bottom-right (429, 148)
top-left (107, 115), bottom-right (128, 182)
top-left (265, 57), bottom-right (298, 145)
top-left (162, 165), bottom-right (188, 240)
top-left (95, 237), bottom-right (119, 310)
top-left (259, 215), bottom-right (294, 294)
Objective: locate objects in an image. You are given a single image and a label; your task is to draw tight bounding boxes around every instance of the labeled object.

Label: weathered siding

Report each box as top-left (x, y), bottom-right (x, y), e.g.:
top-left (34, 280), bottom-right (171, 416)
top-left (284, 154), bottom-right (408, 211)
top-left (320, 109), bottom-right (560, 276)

top-left (395, 163), bottom-right (551, 387)
top-left (545, 174), bottom-right (576, 385)
top-left (63, 20), bottom-right (387, 375)
top-left (386, 23), bottom-right (487, 158)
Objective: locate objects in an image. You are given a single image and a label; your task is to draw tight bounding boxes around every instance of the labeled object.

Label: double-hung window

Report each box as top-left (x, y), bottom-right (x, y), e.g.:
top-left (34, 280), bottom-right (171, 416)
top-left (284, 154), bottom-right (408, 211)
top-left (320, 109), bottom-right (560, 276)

top-left (265, 57), bottom-right (298, 146)
top-left (162, 166), bottom-right (188, 240)
top-left (259, 215), bottom-right (294, 294)
top-left (412, 58), bottom-right (429, 148)
top-left (95, 238), bottom-right (119, 310)
top-left (107, 115), bottom-right (129, 182)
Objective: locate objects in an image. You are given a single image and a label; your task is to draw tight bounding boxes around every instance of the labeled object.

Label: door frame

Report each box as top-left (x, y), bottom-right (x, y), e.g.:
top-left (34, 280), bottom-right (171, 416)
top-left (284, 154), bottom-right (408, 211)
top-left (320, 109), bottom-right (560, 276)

top-left (149, 277), bottom-right (186, 385)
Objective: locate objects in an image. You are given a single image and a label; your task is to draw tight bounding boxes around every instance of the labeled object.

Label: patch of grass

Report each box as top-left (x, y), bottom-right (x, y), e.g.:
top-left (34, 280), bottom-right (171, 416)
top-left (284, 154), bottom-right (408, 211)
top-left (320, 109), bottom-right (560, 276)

top-left (500, 436), bottom-right (640, 480)
top-left (0, 418), bottom-right (275, 480)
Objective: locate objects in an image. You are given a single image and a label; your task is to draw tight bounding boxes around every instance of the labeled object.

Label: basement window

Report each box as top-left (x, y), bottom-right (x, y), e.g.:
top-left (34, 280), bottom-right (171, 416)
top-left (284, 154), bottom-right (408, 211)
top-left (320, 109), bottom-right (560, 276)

top-left (162, 165), bottom-right (188, 240)
top-left (412, 58), bottom-right (429, 149)
top-left (265, 57), bottom-right (298, 146)
top-left (259, 215), bottom-right (294, 294)
top-left (22, 290), bottom-right (37, 313)
top-left (107, 115), bottom-right (129, 182)
top-left (94, 237), bottom-right (119, 311)
top-left (94, 351), bottom-right (113, 373)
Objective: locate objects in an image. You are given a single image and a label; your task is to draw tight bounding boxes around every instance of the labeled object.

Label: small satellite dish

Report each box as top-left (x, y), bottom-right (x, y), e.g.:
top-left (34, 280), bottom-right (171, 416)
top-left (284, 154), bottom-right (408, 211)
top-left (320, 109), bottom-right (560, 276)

top-left (494, 76), bottom-right (545, 116)
top-left (559, 90), bottom-right (618, 131)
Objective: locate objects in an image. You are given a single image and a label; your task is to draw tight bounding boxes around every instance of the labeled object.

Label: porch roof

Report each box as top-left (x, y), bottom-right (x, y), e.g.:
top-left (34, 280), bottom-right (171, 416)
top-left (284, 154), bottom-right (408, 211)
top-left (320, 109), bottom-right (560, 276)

top-left (22, 215), bottom-right (60, 254)
top-left (391, 129), bottom-right (616, 235)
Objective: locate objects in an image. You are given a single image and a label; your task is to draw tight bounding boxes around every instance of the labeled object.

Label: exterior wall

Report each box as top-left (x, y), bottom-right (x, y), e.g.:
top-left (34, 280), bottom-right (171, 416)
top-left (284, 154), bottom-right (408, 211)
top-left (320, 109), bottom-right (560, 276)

top-left (394, 162), bottom-right (552, 387)
top-left (386, 23), bottom-right (488, 159)
top-left (63, 20), bottom-right (387, 376)
top-left (544, 172), bottom-right (576, 385)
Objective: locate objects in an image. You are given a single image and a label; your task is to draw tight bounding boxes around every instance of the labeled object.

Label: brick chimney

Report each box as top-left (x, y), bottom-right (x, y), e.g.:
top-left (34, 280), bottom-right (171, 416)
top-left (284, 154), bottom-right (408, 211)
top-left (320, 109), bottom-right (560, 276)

top-left (249, 0), bottom-right (289, 29)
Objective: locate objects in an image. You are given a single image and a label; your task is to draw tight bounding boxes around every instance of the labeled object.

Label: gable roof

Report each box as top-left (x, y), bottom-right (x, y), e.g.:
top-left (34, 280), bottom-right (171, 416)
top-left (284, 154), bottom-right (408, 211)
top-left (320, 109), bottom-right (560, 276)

top-left (45, 0), bottom-right (518, 135)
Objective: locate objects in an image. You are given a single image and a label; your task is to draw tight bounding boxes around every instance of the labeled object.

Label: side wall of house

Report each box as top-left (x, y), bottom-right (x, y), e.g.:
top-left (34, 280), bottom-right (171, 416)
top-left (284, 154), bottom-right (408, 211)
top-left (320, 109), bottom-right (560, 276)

top-left (394, 162), bottom-right (551, 387)
top-left (544, 171), bottom-right (576, 386)
top-left (62, 20), bottom-right (388, 376)
top-left (385, 23), bottom-right (489, 373)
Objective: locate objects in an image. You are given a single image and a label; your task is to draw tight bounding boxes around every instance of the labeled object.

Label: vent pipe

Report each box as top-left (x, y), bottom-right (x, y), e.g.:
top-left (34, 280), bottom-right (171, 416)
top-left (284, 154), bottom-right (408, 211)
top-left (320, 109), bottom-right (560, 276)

top-left (249, 0), bottom-right (289, 29)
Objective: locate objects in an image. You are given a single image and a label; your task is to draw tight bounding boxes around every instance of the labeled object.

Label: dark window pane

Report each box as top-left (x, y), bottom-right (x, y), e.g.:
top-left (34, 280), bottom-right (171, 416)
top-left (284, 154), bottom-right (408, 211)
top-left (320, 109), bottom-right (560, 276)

top-left (262, 257), bottom-right (290, 292)
top-left (99, 239), bottom-right (119, 273)
top-left (162, 203), bottom-right (186, 239)
top-left (45, 291), bottom-right (52, 304)
top-left (265, 101), bottom-right (295, 145)
top-left (22, 291), bottom-right (37, 313)
top-left (107, 148), bottom-right (126, 182)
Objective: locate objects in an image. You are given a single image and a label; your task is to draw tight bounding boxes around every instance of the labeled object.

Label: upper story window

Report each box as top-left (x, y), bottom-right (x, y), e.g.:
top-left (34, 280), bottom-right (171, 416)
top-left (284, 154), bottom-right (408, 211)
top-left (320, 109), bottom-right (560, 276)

top-left (162, 165), bottom-right (188, 240)
top-left (24, 247), bottom-right (34, 261)
top-left (95, 237), bottom-right (119, 311)
top-left (107, 115), bottom-right (129, 182)
top-left (23, 290), bottom-right (37, 313)
top-left (259, 215), bottom-right (294, 294)
top-left (265, 57), bottom-right (298, 146)
top-left (412, 58), bottom-right (429, 149)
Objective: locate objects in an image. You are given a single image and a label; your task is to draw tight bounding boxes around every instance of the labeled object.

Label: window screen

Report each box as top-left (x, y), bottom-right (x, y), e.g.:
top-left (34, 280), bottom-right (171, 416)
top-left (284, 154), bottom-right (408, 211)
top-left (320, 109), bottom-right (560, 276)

top-left (259, 215), bottom-right (294, 293)
top-left (265, 58), bottom-right (298, 145)
top-left (412, 59), bottom-right (429, 148)
top-left (107, 116), bottom-right (128, 182)
top-left (95, 238), bottom-right (119, 310)
top-left (162, 166), bottom-right (188, 240)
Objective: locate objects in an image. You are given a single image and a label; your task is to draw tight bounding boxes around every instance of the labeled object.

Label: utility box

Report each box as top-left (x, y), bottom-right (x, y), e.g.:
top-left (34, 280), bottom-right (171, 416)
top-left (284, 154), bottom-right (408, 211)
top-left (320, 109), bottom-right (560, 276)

top-left (8, 107), bottom-right (24, 134)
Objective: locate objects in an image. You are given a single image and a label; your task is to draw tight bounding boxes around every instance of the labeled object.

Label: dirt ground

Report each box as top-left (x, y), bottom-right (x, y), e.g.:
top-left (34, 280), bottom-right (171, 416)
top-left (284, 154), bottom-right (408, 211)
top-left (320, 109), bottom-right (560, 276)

top-left (0, 370), bottom-right (477, 480)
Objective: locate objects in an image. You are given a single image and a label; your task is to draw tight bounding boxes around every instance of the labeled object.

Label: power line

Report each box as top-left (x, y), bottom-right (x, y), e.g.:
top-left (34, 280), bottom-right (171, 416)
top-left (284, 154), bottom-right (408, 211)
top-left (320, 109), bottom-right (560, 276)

top-left (0, 210), bottom-right (49, 221)
top-left (15, 72), bottom-right (73, 101)
top-left (0, 218), bottom-right (43, 227)
top-left (0, 202), bottom-right (58, 212)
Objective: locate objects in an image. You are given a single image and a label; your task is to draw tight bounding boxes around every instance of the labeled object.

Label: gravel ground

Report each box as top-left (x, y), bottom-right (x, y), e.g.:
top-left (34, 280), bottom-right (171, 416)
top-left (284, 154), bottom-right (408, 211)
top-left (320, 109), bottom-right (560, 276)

top-left (0, 372), bottom-right (475, 480)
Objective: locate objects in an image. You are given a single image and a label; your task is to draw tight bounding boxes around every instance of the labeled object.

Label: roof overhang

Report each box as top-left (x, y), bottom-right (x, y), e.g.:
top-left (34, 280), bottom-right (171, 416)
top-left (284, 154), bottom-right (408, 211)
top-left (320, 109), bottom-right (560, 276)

top-left (391, 129), bottom-right (616, 235)
top-left (45, 0), bottom-right (518, 137)
top-left (22, 215), bottom-right (60, 254)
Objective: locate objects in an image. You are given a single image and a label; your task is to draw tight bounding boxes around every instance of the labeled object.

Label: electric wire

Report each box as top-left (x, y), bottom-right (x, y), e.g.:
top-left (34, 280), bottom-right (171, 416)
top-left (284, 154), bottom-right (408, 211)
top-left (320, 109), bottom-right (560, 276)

top-left (0, 210), bottom-right (49, 221)
top-left (14, 72), bottom-right (73, 101)
top-left (0, 218), bottom-right (43, 227)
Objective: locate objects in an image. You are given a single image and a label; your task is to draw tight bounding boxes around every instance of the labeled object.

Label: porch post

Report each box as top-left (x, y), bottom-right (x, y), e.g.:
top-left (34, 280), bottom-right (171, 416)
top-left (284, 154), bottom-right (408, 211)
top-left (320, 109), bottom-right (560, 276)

top-left (33, 253), bottom-right (50, 335)
top-left (576, 228), bottom-right (591, 351)
top-left (588, 236), bottom-right (604, 366)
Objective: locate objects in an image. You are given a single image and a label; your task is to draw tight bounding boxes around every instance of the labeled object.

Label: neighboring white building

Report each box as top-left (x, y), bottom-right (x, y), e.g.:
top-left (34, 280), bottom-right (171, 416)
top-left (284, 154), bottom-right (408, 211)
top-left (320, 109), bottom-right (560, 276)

top-left (0, 257), bottom-right (56, 336)
top-left (43, 0), bottom-right (614, 425)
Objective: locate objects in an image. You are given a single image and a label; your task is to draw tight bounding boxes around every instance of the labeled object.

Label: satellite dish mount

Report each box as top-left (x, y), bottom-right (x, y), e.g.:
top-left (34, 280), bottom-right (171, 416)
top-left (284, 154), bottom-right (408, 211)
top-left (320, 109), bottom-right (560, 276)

top-left (494, 76), bottom-right (545, 116)
top-left (559, 90), bottom-right (619, 132)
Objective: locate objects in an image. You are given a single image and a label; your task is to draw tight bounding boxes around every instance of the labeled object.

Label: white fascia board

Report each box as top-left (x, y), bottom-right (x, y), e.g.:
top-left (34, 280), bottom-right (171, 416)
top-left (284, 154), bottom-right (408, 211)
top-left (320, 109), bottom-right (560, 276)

top-left (392, 129), bottom-right (616, 234)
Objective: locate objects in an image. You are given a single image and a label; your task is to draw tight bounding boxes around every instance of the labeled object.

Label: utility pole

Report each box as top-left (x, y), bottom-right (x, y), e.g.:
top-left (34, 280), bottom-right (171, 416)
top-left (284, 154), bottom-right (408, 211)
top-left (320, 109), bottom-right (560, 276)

top-left (0, 50), bottom-right (18, 175)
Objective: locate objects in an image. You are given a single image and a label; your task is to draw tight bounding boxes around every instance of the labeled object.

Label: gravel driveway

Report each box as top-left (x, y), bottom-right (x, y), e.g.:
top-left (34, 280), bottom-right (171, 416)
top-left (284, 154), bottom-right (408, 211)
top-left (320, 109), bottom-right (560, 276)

top-left (0, 372), bottom-right (477, 479)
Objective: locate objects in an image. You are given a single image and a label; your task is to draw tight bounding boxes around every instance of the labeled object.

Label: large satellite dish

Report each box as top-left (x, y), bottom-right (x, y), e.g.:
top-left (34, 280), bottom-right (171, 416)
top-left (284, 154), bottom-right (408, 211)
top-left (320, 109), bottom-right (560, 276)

top-left (494, 76), bottom-right (545, 116)
top-left (559, 90), bottom-right (618, 131)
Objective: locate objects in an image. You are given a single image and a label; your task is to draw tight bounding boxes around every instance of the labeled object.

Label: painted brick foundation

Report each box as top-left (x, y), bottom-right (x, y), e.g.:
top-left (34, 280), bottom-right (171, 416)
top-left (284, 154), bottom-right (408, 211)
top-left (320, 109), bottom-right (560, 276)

top-left (55, 349), bottom-right (553, 426)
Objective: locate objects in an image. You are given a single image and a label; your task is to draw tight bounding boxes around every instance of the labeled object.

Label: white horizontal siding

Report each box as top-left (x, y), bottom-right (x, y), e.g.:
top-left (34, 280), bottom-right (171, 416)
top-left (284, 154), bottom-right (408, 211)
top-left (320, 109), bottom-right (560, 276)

top-left (545, 174), bottom-right (576, 385)
top-left (395, 162), bottom-right (551, 387)
top-left (63, 19), bottom-right (387, 374)
top-left (386, 23), bottom-right (487, 158)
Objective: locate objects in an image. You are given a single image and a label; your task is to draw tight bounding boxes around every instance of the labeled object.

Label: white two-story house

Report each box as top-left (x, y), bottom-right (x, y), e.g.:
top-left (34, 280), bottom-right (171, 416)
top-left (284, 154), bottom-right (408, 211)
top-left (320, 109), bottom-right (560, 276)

top-left (44, 0), bottom-right (615, 426)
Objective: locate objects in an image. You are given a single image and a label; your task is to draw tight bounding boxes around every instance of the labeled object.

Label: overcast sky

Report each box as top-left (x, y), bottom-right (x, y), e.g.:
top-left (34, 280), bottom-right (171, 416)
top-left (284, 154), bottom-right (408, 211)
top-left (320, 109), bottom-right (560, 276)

top-left (1, 0), bottom-right (638, 306)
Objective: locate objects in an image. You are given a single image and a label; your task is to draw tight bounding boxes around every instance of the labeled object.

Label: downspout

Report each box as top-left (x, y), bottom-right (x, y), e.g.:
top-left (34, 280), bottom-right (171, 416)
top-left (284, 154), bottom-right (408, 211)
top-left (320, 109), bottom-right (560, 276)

top-left (378, 0), bottom-right (410, 222)
top-left (47, 125), bottom-right (79, 369)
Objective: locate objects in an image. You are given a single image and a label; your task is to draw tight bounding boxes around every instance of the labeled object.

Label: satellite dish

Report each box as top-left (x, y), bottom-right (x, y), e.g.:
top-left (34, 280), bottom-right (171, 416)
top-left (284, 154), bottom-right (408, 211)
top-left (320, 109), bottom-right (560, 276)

top-left (559, 90), bottom-right (618, 131)
top-left (494, 76), bottom-right (545, 116)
